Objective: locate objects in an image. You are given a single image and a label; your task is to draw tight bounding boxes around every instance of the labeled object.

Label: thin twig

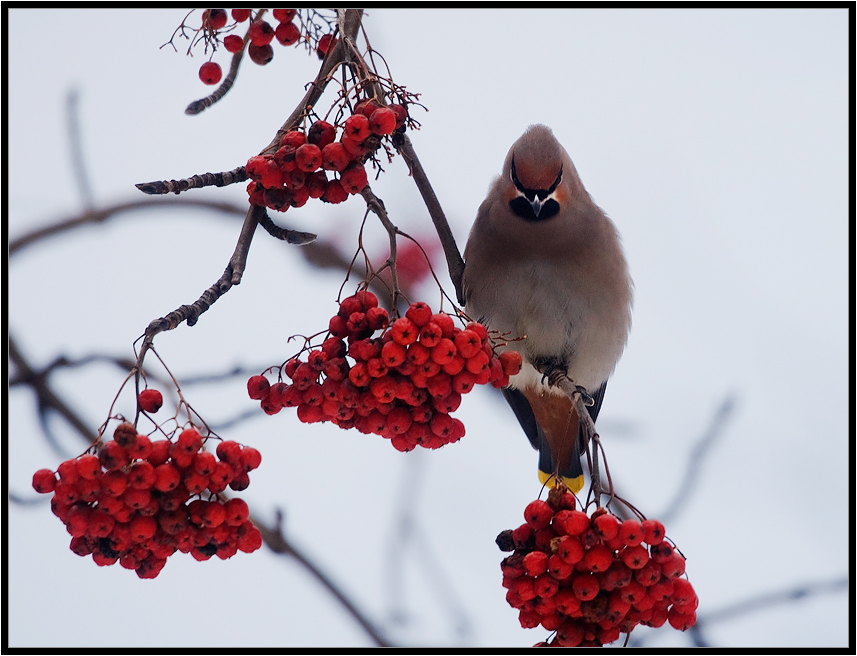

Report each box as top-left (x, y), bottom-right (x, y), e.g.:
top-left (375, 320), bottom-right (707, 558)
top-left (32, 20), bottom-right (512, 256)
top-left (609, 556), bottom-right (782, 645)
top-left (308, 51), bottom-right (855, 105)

top-left (66, 88), bottom-right (95, 209)
top-left (9, 336), bottom-right (97, 444)
top-left (10, 198), bottom-right (246, 256)
top-left (659, 394), bottom-right (736, 524)
top-left (253, 510), bottom-right (393, 648)
top-left (143, 203), bottom-right (261, 339)
top-left (185, 36), bottom-right (248, 115)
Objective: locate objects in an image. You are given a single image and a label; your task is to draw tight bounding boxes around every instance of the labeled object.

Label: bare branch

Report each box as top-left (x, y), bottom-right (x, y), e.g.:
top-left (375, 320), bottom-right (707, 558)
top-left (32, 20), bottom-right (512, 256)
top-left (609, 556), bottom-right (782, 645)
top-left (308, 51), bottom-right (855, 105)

top-left (393, 133), bottom-right (465, 304)
top-left (253, 510), bottom-right (393, 648)
top-left (136, 167), bottom-right (248, 195)
top-left (659, 394), bottom-right (736, 524)
top-left (143, 203), bottom-right (261, 339)
top-left (65, 87), bottom-right (95, 209)
top-left (185, 42), bottom-right (247, 115)
top-left (256, 208), bottom-right (317, 244)
top-left (9, 198), bottom-right (246, 256)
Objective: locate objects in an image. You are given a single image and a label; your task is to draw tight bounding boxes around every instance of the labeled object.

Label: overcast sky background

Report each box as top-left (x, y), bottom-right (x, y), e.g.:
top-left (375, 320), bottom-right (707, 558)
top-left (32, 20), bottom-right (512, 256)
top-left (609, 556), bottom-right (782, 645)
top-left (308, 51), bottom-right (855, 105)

top-left (8, 8), bottom-right (850, 649)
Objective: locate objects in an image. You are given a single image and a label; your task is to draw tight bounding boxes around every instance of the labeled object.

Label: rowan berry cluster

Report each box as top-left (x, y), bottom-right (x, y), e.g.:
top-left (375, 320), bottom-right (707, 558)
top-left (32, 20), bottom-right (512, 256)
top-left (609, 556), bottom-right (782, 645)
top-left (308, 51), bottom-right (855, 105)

top-left (31, 421), bottom-right (263, 579)
top-left (497, 483), bottom-right (698, 647)
top-left (245, 103), bottom-right (407, 212)
top-left (196, 9), bottom-right (337, 84)
top-left (248, 292), bottom-right (523, 452)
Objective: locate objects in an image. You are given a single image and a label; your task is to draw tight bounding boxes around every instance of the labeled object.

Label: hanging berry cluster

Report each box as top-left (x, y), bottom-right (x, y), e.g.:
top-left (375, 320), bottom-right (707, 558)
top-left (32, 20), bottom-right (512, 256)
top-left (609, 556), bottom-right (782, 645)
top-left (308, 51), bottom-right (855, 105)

top-left (189, 9), bottom-right (339, 85)
top-left (32, 419), bottom-right (263, 579)
top-left (245, 103), bottom-right (406, 212)
top-left (248, 291), bottom-right (523, 452)
top-left (497, 483), bottom-right (698, 647)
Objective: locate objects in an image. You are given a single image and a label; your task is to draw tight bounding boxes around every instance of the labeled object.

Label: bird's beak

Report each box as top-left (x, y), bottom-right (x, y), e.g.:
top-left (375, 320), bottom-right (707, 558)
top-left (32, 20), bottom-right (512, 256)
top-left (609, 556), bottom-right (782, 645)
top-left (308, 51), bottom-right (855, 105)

top-left (529, 197), bottom-right (545, 218)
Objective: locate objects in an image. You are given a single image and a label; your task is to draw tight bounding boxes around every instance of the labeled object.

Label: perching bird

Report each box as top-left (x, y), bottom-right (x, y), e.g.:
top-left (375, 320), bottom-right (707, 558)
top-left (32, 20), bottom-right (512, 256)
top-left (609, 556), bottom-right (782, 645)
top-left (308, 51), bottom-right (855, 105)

top-left (462, 125), bottom-right (632, 493)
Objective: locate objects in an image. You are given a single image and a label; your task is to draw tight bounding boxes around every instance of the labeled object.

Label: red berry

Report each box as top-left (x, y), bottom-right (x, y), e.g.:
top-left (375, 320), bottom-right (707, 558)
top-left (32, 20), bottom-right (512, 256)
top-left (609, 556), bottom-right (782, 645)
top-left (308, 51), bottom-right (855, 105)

top-left (32, 469), bottom-right (57, 494)
top-left (139, 389), bottom-right (163, 413)
top-left (295, 143), bottom-right (322, 172)
top-left (405, 302), bottom-right (433, 327)
top-left (275, 20), bottom-right (300, 46)
top-left (248, 43), bottom-right (274, 65)
top-left (369, 107), bottom-right (397, 135)
top-left (248, 19), bottom-right (275, 46)
top-left (562, 510), bottom-right (590, 536)
top-left (498, 350), bottom-right (523, 375)
top-left (572, 573), bottom-right (600, 601)
top-left (305, 170), bottom-right (328, 198)
top-left (98, 441), bottom-right (129, 471)
top-left (522, 550), bottom-right (549, 577)
top-left (203, 8), bottom-right (228, 31)
top-left (593, 512), bottom-right (620, 540)
top-left (621, 544), bottom-right (650, 570)
top-left (642, 518), bottom-right (666, 545)
top-left (355, 99), bottom-right (381, 118)
top-left (316, 33), bottom-right (336, 58)
top-left (247, 375), bottom-right (270, 400)
top-left (231, 8), bottom-right (251, 22)
top-left (240, 446), bottom-right (262, 471)
top-left (272, 8), bottom-right (297, 23)
top-left (223, 34), bottom-right (244, 53)
top-left (321, 179), bottom-right (348, 204)
top-left (343, 114), bottom-right (371, 142)
top-left (583, 544), bottom-right (614, 572)
top-left (198, 61), bottom-right (222, 85)
top-left (320, 142), bottom-right (351, 172)
top-left (524, 499), bottom-right (552, 530)
top-left (388, 103), bottom-right (408, 128)
top-left (153, 463), bottom-right (181, 492)
top-left (619, 519), bottom-right (644, 547)
top-left (340, 162), bottom-right (368, 194)
top-left (75, 454), bottom-right (101, 480)
top-left (130, 515), bottom-right (158, 542)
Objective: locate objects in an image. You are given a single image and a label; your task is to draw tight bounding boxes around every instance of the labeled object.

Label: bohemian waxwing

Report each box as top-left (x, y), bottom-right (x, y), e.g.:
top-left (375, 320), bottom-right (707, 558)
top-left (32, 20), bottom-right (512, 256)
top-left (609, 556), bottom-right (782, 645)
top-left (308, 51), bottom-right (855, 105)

top-left (462, 124), bottom-right (633, 493)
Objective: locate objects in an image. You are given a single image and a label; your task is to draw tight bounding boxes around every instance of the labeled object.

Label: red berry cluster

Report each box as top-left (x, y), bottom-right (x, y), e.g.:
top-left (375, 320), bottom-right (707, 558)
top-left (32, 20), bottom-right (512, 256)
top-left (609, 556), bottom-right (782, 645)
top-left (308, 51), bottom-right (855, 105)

top-left (248, 292), bottom-right (523, 452)
top-left (197, 9), bottom-right (337, 83)
top-left (31, 423), bottom-right (263, 579)
top-left (497, 484), bottom-right (698, 647)
top-left (245, 102), bottom-right (407, 212)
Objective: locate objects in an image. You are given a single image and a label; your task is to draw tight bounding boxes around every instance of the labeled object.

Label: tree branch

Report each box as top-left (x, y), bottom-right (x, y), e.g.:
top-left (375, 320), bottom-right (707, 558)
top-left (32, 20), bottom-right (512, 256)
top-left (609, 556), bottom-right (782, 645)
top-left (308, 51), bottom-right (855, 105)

top-left (253, 510), bottom-right (393, 647)
top-left (393, 133), bottom-right (465, 304)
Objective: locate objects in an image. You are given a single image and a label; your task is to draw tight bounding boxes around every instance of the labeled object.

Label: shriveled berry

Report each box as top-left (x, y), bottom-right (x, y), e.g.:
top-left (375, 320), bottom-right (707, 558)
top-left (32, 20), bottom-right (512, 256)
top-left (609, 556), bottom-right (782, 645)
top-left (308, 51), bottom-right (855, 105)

top-left (248, 43), bottom-right (274, 65)
top-left (295, 143), bottom-right (322, 172)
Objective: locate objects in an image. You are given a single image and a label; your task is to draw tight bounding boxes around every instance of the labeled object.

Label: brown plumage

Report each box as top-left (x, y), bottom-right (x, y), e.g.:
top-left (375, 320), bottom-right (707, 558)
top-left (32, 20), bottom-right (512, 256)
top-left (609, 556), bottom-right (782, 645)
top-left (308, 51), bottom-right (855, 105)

top-left (463, 125), bottom-right (633, 491)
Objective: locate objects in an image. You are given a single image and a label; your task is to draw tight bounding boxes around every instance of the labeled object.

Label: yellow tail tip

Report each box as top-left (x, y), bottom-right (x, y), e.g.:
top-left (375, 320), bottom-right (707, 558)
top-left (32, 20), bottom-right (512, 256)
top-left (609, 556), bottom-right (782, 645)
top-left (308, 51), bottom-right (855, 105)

top-left (539, 470), bottom-right (584, 495)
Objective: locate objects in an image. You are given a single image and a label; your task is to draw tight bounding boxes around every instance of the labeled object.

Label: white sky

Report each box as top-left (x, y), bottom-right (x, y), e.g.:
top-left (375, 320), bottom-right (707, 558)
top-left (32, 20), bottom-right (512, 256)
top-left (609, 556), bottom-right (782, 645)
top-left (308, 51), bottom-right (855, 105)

top-left (8, 8), bottom-right (850, 648)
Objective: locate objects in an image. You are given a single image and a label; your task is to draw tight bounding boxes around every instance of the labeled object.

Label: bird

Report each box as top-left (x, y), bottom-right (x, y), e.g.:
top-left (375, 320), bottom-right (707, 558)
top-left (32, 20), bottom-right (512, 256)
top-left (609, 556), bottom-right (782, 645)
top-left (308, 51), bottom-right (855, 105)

top-left (461, 124), bottom-right (632, 494)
